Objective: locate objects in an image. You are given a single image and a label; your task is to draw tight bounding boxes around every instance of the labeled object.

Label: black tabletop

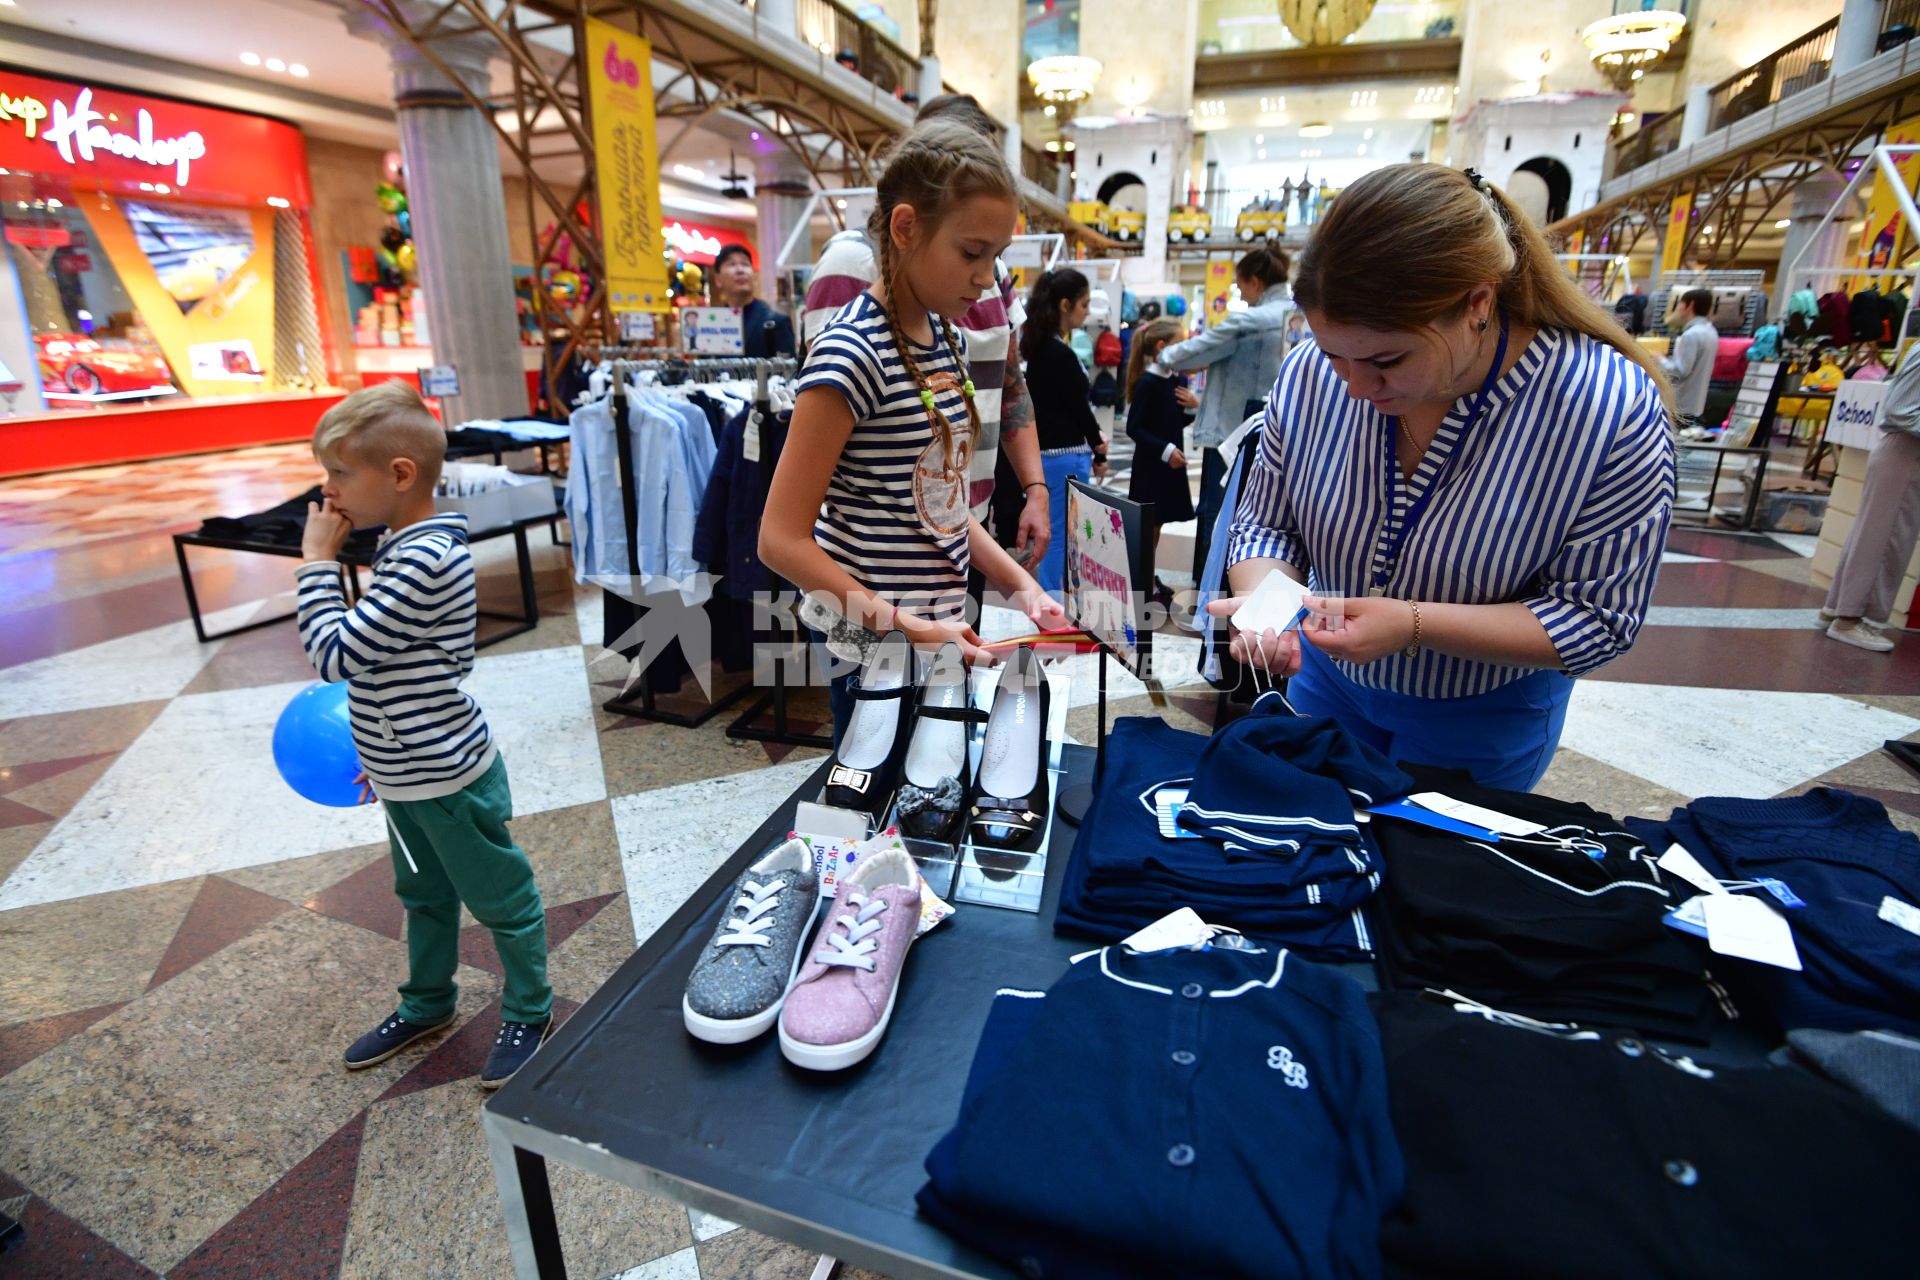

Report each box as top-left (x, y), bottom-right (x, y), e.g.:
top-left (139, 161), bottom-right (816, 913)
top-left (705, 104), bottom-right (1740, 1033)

top-left (487, 751), bottom-right (1102, 1280)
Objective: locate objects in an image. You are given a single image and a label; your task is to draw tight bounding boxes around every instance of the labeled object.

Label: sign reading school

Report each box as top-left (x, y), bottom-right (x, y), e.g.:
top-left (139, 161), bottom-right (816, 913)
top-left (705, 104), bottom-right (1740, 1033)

top-left (585, 18), bottom-right (671, 314)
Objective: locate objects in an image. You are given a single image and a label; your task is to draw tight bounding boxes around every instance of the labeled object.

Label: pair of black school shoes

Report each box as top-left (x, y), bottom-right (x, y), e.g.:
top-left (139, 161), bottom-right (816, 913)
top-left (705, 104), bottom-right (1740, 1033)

top-left (821, 632), bottom-right (1052, 850)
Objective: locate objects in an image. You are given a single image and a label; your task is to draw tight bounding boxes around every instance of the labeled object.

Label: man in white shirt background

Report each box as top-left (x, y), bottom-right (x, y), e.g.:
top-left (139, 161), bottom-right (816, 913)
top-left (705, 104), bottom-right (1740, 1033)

top-left (1661, 288), bottom-right (1719, 423)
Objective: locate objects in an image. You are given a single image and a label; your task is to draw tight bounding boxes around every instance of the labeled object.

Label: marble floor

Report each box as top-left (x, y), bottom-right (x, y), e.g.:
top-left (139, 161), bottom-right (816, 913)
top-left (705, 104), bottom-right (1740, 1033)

top-left (0, 445), bottom-right (1915, 1278)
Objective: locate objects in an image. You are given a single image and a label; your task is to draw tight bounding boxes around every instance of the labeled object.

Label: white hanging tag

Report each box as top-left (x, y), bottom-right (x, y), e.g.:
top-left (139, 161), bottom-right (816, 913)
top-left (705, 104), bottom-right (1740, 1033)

top-left (1703, 895), bottom-right (1802, 971)
top-left (1407, 791), bottom-right (1547, 838)
top-left (1122, 907), bottom-right (1214, 953)
top-left (1658, 843), bottom-right (1729, 896)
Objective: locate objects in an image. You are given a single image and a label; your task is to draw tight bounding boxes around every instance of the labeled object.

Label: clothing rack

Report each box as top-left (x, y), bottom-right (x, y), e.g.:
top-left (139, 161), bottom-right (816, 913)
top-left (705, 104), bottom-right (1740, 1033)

top-left (594, 354), bottom-right (821, 739)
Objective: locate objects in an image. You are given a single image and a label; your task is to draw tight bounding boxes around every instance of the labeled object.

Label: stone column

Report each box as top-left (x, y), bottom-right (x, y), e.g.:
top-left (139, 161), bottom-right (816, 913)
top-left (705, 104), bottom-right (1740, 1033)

top-left (1774, 174), bottom-right (1855, 318)
top-left (755, 162), bottom-right (813, 318)
top-left (757, 0), bottom-right (798, 39)
top-left (346, 5), bottom-right (527, 424)
top-left (1677, 83), bottom-right (1713, 148)
top-left (1833, 0), bottom-right (1883, 78)
top-left (918, 55), bottom-right (943, 108)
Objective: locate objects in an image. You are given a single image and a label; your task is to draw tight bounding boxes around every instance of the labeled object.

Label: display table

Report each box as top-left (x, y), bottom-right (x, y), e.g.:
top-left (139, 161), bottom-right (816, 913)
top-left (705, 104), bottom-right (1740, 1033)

top-left (172, 510), bottom-right (552, 648)
top-left (482, 750), bottom-right (1104, 1280)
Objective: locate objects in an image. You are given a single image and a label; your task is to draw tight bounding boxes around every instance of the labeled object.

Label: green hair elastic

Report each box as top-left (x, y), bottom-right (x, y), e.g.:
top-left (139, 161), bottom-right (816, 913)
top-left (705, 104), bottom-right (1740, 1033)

top-left (920, 388), bottom-right (937, 410)
top-left (962, 380), bottom-right (976, 397)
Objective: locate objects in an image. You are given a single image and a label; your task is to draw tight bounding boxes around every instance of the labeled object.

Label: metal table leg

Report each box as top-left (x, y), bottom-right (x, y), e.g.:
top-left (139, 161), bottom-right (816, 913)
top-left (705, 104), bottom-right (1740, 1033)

top-left (172, 535), bottom-right (304, 644)
top-left (487, 1125), bottom-right (569, 1279)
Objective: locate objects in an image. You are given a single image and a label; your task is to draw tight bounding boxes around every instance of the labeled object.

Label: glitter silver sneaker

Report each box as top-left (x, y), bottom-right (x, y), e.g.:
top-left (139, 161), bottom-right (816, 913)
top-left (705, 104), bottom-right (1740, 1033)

top-left (682, 838), bottom-right (823, 1044)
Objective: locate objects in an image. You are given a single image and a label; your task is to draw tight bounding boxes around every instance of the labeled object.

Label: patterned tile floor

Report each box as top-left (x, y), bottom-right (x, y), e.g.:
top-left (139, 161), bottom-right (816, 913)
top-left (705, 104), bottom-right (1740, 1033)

top-left (0, 445), bottom-right (1914, 1278)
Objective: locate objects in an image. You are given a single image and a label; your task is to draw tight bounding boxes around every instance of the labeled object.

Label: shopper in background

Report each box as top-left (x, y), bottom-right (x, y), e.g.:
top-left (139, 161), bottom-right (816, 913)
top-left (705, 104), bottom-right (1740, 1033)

top-left (762, 120), bottom-right (1065, 741)
top-left (1021, 267), bottom-right (1107, 594)
top-left (295, 383), bottom-right (554, 1088)
top-left (711, 243), bottom-right (795, 358)
top-left (1124, 317), bottom-right (1200, 604)
top-left (1211, 164), bottom-right (1676, 791)
top-left (1820, 342), bottom-right (1920, 653)
top-left (1661, 287), bottom-right (1718, 423)
top-left (1160, 244), bottom-right (1293, 578)
top-left (800, 94), bottom-right (1050, 571)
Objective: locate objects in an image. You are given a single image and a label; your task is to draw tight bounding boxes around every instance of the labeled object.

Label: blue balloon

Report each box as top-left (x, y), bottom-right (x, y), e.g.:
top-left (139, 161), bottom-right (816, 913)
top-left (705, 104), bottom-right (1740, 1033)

top-left (272, 681), bottom-right (364, 807)
top-left (1165, 294), bottom-right (1188, 316)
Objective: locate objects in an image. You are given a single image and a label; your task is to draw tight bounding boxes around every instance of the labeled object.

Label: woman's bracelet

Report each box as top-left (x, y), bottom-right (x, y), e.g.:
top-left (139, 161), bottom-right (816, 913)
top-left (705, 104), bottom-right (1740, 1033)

top-left (1404, 600), bottom-right (1423, 658)
top-left (1023, 482), bottom-right (1047, 494)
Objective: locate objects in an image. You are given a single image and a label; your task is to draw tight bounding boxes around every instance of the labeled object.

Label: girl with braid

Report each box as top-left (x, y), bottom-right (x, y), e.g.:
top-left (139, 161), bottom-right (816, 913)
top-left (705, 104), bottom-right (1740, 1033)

top-left (763, 120), bottom-right (1067, 741)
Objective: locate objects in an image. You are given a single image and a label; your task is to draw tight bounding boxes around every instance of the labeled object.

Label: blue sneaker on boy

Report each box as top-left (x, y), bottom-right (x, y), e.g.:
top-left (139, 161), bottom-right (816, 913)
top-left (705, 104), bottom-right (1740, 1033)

top-left (480, 1017), bottom-right (553, 1089)
top-left (343, 1010), bottom-right (456, 1069)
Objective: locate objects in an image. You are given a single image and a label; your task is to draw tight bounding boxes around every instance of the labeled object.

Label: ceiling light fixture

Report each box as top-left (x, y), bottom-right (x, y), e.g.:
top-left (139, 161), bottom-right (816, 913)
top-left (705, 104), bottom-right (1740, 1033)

top-left (1299, 122), bottom-right (1333, 138)
top-left (240, 52), bottom-right (262, 66)
top-left (267, 196), bottom-right (291, 208)
top-left (1255, 134), bottom-right (1264, 144)
top-left (1363, 127), bottom-right (1374, 140)
top-left (1582, 8), bottom-right (1687, 90)
top-left (1774, 218), bottom-right (1792, 229)
top-left (265, 57), bottom-right (286, 72)
top-left (289, 63), bottom-right (309, 78)
top-left (1258, 149), bottom-right (1267, 159)
top-left (1027, 55), bottom-right (1103, 105)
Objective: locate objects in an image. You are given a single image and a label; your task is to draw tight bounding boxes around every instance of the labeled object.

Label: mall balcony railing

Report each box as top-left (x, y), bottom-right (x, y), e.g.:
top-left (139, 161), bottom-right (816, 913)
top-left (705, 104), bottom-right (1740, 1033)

top-left (1705, 16), bottom-right (1839, 134)
top-left (1605, 110), bottom-right (1687, 183)
top-left (792, 0), bottom-right (921, 102)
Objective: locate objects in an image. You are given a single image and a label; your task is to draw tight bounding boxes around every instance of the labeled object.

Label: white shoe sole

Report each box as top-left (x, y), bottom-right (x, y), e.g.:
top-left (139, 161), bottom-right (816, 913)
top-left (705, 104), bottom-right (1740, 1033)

top-left (1827, 623), bottom-right (1895, 652)
top-left (683, 894), bottom-right (822, 1045)
top-left (776, 934), bottom-right (913, 1072)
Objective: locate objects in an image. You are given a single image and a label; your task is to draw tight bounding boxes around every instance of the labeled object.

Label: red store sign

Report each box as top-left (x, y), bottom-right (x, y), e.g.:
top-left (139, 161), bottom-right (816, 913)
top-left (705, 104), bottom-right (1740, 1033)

top-left (0, 69), bottom-right (310, 207)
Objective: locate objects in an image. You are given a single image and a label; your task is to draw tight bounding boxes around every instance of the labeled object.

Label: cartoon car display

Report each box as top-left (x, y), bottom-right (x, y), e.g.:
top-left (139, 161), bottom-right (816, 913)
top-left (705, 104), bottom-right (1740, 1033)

top-left (1235, 203), bottom-right (1287, 242)
top-left (1068, 199), bottom-right (1112, 237)
top-left (1167, 206), bottom-right (1213, 242)
top-left (35, 333), bottom-right (176, 398)
top-left (1108, 208), bottom-right (1146, 243)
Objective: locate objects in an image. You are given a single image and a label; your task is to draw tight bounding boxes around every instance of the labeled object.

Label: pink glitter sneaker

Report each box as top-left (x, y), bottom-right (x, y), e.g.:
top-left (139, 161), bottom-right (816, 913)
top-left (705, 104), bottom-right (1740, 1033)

top-left (777, 846), bottom-right (923, 1071)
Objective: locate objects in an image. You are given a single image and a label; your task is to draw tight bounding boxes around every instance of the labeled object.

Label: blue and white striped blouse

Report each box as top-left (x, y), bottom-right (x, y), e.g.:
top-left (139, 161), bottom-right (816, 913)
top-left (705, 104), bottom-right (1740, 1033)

top-left (1228, 326), bottom-right (1676, 699)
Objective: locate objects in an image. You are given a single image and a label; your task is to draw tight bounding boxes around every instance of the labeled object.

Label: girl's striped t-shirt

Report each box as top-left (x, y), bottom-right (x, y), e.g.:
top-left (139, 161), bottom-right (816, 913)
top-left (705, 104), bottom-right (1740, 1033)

top-left (795, 291), bottom-right (974, 626)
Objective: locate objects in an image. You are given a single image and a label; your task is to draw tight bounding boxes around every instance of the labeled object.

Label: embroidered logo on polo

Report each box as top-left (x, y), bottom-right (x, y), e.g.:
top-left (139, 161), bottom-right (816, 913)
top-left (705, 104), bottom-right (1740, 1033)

top-left (1266, 1044), bottom-right (1310, 1089)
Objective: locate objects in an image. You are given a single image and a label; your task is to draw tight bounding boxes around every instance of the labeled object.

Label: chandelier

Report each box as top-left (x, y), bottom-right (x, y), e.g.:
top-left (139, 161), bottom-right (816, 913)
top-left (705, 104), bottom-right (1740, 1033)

top-left (1581, 9), bottom-right (1688, 90)
top-left (1027, 55), bottom-right (1103, 105)
top-left (1278, 0), bottom-right (1379, 47)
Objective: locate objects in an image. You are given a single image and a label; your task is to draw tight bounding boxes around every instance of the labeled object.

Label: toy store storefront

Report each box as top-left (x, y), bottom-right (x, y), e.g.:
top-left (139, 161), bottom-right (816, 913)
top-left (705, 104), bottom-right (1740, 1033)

top-left (0, 68), bottom-right (343, 478)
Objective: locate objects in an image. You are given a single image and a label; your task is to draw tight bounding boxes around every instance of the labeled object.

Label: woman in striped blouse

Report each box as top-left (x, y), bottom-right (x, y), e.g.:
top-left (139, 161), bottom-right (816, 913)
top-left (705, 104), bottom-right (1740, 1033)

top-left (1211, 164), bottom-right (1676, 790)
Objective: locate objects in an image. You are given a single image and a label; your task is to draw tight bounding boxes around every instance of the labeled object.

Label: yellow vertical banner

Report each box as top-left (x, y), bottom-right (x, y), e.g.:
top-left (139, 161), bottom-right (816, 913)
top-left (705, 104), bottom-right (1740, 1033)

top-left (1203, 258), bottom-right (1233, 328)
top-left (586, 18), bottom-right (670, 314)
top-left (1851, 115), bottom-right (1920, 292)
top-left (1660, 193), bottom-right (1691, 276)
top-left (1565, 228), bottom-right (1584, 276)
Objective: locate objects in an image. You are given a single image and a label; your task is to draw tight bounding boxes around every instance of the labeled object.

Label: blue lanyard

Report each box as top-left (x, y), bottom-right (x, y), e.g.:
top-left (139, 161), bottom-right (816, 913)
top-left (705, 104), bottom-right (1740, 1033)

top-left (1373, 316), bottom-right (1510, 591)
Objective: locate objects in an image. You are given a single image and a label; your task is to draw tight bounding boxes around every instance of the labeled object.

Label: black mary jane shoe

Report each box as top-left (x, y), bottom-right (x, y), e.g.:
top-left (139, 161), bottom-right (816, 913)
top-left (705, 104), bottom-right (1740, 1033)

top-left (895, 642), bottom-right (981, 844)
top-left (823, 629), bottom-right (916, 815)
top-left (966, 645), bottom-right (1052, 851)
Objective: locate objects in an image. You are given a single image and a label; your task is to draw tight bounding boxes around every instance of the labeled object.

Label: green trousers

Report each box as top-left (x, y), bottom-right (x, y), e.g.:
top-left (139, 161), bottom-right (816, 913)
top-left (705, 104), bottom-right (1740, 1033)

top-left (383, 754), bottom-right (552, 1025)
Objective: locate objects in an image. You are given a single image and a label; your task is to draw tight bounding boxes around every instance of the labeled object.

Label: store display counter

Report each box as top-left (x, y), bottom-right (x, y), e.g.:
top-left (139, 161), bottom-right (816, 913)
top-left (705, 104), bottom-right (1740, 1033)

top-left (0, 390), bottom-right (349, 479)
top-left (483, 750), bottom-right (1100, 1280)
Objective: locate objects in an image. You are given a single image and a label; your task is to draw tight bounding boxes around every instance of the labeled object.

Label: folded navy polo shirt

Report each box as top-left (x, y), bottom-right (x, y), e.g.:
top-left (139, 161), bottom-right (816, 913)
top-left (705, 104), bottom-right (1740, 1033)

top-left (1178, 693), bottom-right (1414, 854)
top-left (921, 943), bottom-right (1403, 1280)
top-left (1056, 716), bottom-right (1380, 954)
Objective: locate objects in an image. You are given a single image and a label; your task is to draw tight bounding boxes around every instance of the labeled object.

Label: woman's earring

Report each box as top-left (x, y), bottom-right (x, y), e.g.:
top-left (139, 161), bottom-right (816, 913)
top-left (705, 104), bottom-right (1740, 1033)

top-left (1478, 318), bottom-right (1489, 331)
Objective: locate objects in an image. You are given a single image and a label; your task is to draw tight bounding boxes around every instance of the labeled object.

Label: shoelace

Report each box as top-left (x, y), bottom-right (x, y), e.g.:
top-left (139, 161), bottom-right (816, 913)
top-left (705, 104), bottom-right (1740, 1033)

top-left (714, 877), bottom-right (786, 949)
top-left (815, 892), bottom-right (888, 972)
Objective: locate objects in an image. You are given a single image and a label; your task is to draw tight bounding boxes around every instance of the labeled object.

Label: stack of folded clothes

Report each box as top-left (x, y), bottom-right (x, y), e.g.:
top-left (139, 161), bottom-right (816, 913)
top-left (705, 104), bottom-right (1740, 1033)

top-left (1628, 788), bottom-right (1920, 1037)
top-left (1376, 992), bottom-right (1920, 1279)
top-left (1056, 697), bottom-right (1405, 957)
top-left (921, 941), bottom-right (1403, 1280)
top-left (1369, 766), bottom-right (1734, 1041)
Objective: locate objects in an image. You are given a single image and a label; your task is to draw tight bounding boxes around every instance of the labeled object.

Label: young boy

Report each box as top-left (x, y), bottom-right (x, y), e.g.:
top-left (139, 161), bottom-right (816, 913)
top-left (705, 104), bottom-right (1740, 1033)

top-left (296, 382), bottom-right (552, 1088)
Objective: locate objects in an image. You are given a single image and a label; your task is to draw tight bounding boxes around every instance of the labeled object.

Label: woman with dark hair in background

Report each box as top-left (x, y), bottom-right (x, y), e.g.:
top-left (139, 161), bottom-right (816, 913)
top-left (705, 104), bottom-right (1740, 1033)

top-left (1210, 164), bottom-right (1676, 791)
top-left (1160, 243), bottom-right (1294, 578)
top-left (1021, 267), bottom-right (1106, 593)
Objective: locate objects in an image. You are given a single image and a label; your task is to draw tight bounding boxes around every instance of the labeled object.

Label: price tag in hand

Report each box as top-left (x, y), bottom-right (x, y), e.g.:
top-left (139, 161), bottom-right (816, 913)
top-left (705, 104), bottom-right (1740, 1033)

top-left (1232, 569), bottom-right (1312, 636)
